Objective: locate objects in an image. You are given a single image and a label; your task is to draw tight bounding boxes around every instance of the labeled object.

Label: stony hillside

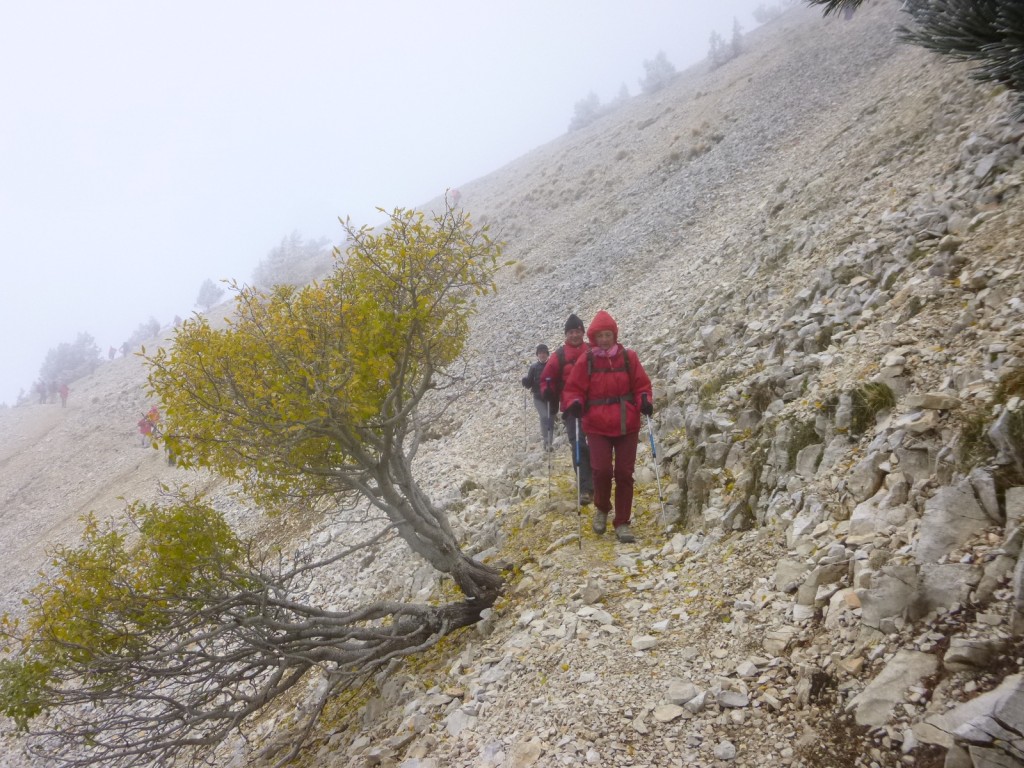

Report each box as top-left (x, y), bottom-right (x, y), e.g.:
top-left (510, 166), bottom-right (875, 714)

top-left (3, 2), bottom-right (1024, 767)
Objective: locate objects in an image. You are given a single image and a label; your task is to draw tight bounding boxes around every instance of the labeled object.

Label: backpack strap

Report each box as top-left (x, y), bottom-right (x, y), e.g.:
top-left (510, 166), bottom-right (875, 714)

top-left (587, 347), bottom-right (632, 376)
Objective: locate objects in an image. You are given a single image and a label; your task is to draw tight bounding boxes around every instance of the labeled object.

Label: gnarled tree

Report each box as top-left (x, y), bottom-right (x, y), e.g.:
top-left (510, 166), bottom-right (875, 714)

top-left (0, 204), bottom-right (505, 767)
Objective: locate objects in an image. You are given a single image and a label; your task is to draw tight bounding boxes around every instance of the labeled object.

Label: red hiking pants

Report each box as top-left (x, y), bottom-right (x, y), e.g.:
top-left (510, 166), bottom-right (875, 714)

top-left (587, 431), bottom-right (639, 529)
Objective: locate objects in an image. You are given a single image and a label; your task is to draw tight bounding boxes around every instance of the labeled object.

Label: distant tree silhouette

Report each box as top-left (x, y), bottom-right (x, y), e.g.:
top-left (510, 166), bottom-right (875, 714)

top-left (39, 332), bottom-right (100, 387)
top-left (195, 278), bottom-right (225, 310)
top-left (251, 231), bottom-right (333, 288)
top-left (126, 317), bottom-right (161, 350)
top-left (753, 2), bottom-right (786, 24)
top-left (709, 30), bottom-right (729, 68)
top-left (639, 51), bottom-right (676, 94)
top-left (805, 0), bottom-right (1024, 114)
top-left (569, 91), bottom-right (603, 131)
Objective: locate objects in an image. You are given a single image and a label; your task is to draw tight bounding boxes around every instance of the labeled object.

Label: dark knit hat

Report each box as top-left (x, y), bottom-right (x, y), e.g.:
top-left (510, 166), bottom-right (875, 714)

top-left (564, 313), bottom-right (585, 333)
top-left (536, 343), bottom-right (549, 355)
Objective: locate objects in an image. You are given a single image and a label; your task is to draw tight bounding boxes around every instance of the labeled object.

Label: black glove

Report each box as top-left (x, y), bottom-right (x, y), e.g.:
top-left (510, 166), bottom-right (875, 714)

top-left (564, 402), bottom-right (583, 419)
top-left (521, 376), bottom-right (531, 388)
top-left (640, 394), bottom-right (653, 417)
top-left (542, 384), bottom-right (559, 404)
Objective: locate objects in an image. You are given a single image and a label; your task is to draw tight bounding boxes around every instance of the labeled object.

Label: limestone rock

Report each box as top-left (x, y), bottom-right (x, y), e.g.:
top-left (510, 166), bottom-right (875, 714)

top-left (847, 650), bottom-right (939, 727)
top-left (915, 483), bottom-right (990, 564)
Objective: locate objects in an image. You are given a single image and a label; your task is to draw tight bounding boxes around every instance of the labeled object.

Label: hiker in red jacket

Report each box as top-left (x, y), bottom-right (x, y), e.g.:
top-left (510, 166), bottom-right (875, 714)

top-left (563, 310), bottom-right (653, 543)
top-left (138, 414), bottom-right (155, 447)
top-left (539, 314), bottom-right (594, 504)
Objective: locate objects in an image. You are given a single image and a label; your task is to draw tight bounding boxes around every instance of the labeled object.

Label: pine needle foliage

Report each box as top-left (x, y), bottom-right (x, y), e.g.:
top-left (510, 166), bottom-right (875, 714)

top-left (899, 0), bottom-right (1024, 114)
top-left (806, 0), bottom-right (1024, 114)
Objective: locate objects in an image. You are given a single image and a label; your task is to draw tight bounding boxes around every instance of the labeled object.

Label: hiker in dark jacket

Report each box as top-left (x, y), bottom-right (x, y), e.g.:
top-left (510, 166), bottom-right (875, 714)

top-left (539, 313), bottom-right (594, 505)
top-left (563, 310), bottom-right (653, 543)
top-left (521, 343), bottom-right (555, 451)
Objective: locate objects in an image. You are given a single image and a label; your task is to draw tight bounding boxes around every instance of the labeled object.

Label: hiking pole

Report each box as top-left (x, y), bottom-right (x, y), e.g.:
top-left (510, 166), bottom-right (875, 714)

top-left (520, 391), bottom-right (528, 450)
top-left (547, 400), bottom-right (556, 452)
top-left (544, 378), bottom-right (554, 497)
top-left (575, 416), bottom-right (583, 549)
top-left (646, 414), bottom-right (667, 519)
top-left (548, 434), bottom-right (553, 498)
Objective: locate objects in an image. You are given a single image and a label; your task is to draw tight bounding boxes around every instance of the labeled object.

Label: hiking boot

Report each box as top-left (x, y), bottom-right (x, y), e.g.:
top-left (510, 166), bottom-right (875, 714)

top-left (579, 491), bottom-right (593, 506)
top-left (591, 509), bottom-right (608, 535)
top-left (615, 524), bottom-right (636, 543)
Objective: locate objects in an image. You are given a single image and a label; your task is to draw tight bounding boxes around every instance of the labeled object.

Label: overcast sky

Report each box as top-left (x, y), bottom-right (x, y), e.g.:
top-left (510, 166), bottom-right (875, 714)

top-left (0, 0), bottom-right (768, 407)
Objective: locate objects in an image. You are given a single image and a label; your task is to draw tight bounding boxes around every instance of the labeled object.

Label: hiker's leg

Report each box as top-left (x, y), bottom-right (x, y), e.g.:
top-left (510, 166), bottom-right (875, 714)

top-left (588, 433), bottom-right (613, 513)
top-left (611, 432), bottom-right (639, 528)
top-left (533, 397), bottom-right (550, 445)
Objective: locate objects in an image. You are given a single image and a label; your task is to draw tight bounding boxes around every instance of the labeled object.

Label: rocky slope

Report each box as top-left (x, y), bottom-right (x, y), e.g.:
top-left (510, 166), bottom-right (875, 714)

top-left (3, 2), bottom-right (1024, 767)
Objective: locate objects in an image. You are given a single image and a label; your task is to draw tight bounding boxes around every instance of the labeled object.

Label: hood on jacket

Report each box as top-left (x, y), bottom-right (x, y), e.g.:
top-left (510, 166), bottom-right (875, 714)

top-left (587, 310), bottom-right (618, 345)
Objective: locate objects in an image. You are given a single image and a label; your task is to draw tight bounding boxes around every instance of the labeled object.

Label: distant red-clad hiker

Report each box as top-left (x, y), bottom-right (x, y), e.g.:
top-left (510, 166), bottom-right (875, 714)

top-left (147, 406), bottom-right (162, 439)
top-left (58, 383), bottom-right (69, 408)
top-left (138, 414), bottom-right (154, 447)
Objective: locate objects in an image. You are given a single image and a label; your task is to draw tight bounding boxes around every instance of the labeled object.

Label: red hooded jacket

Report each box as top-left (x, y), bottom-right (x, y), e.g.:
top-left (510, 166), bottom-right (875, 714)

top-left (563, 310), bottom-right (652, 436)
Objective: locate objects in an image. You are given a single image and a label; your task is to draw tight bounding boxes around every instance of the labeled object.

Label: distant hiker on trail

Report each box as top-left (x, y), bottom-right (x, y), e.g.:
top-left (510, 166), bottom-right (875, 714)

top-left (120, 342), bottom-right (130, 357)
top-left (138, 414), bottom-right (155, 447)
top-left (108, 346), bottom-right (116, 361)
top-left (58, 383), bottom-right (69, 408)
top-left (147, 406), bottom-right (161, 436)
top-left (540, 313), bottom-right (594, 506)
top-left (138, 407), bottom-right (161, 448)
top-left (36, 380), bottom-right (48, 404)
top-left (563, 310), bottom-right (653, 544)
top-left (521, 343), bottom-right (555, 451)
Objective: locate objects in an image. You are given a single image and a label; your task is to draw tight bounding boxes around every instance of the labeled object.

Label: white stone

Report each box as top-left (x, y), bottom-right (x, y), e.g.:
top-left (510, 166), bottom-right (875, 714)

top-left (631, 635), bottom-right (658, 650)
top-left (653, 703), bottom-right (686, 722)
top-left (714, 740), bottom-right (737, 760)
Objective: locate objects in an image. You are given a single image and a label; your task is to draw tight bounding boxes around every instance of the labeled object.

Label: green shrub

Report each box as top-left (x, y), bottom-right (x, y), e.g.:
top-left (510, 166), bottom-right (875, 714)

top-left (957, 403), bottom-right (993, 470)
top-left (849, 382), bottom-right (895, 435)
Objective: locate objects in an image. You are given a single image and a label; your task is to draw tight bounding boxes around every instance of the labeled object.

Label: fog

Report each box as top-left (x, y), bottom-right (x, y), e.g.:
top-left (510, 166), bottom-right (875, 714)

top-left (0, 0), bottom-right (769, 407)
